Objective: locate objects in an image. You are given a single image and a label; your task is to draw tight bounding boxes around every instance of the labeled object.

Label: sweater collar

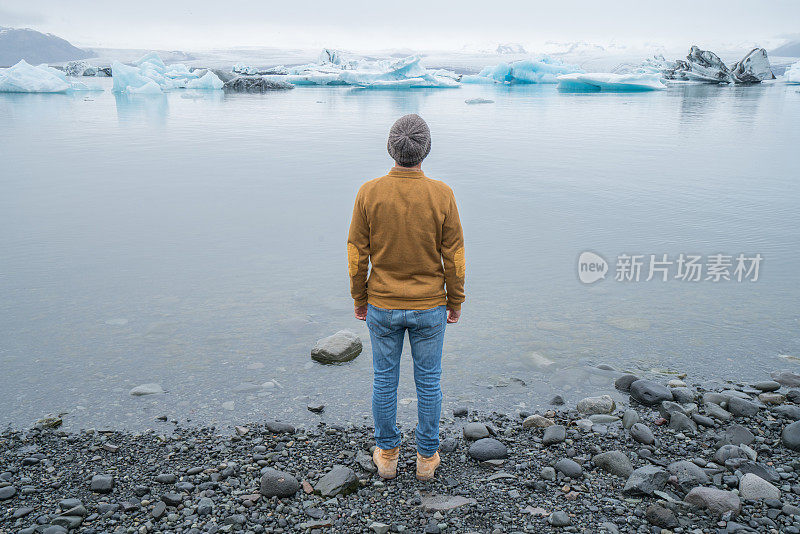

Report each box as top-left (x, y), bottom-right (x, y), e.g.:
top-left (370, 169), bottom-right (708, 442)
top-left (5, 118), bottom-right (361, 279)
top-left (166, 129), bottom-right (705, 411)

top-left (388, 167), bottom-right (425, 179)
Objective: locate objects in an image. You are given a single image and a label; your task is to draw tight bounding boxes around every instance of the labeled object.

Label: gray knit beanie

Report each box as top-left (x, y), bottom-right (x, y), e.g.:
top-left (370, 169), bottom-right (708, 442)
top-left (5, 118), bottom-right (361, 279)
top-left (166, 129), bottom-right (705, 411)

top-left (387, 114), bottom-right (431, 167)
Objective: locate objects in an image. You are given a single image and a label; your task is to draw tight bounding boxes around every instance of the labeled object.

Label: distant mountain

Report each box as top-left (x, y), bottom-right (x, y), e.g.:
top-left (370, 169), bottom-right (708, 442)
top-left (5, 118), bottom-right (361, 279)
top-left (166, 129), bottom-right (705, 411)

top-left (770, 40), bottom-right (800, 57)
top-left (0, 27), bottom-right (92, 66)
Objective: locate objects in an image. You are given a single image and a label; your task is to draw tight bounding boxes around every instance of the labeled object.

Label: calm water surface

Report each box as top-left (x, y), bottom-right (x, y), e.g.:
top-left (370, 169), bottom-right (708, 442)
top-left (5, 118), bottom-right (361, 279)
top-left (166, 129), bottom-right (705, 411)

top-left (1, 78), bottom-right (799, 430)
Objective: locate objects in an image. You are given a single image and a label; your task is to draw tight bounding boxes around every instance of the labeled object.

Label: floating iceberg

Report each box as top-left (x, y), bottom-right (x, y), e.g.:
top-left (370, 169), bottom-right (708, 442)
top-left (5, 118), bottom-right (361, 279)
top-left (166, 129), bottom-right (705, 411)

top-left (111, 52), bottom-right (222, 93)
top-left (465, 97), bottom-right (494, 104)
top-left (730, 48), bottom-right (775, 83)
top-left (254, 50), bottom-right (460, 88)
top-left (339, 56), bottom-right (459, 88)
top-left (64, 60), bottom-right (98, 77)
top-left (223, 76), bottom-right (294, 92)
top-left (0, 60), bottom-right (70, 92)
top-left (557, 73), bottom-right (666, 92)
top-left (233, 64), bottom-right (289, 76)
top-left (786, 61), bottom-right (800, 84)
top-left (619, 46), bottom-right (775, 85)
top-left (187, 71), bottom-right (224, 90)
top-left (463, 56), bottom-right (582, 84)
top-left (663, 46), bottom-right (731, 83)
top-left (612, 55), bottom-right (676, 76)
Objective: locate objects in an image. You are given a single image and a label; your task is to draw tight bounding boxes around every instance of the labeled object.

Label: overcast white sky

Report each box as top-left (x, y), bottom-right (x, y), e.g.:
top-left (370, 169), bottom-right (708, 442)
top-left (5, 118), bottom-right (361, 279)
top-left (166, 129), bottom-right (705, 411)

top-left (1, 0), bottom-right (798, 51)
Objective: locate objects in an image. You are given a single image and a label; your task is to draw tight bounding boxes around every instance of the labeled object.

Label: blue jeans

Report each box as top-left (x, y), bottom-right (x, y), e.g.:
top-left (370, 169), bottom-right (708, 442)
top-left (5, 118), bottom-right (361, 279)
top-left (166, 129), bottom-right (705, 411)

top-left (366, 304), bottom-right (446, 457)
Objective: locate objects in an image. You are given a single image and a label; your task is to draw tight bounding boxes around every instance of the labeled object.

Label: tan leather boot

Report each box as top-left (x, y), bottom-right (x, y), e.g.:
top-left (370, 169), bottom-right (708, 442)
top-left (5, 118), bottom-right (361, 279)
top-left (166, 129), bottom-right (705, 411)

top-left (372, 446), bottom-right (400, 479)
top-left (416, 451), bottom-right (440, 481)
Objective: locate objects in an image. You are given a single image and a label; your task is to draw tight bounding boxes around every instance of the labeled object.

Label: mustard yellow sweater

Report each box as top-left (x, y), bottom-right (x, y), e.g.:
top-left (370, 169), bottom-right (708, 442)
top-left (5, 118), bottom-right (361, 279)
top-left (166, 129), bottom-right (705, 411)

top-left (347, 167), bottom-right (465, 310)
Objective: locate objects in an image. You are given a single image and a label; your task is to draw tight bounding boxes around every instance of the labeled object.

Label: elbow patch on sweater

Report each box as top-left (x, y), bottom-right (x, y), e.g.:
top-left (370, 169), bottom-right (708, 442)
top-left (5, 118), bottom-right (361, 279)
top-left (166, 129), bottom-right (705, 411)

top-left (347, 243), bottom-right (359, 277)
top-left (454, 247), bottom-right (465, 278)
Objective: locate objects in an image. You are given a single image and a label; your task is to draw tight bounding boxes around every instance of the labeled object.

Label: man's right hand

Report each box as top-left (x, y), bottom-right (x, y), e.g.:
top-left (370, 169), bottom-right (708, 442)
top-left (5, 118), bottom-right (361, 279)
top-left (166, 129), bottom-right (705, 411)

top-left (447, 307), bottom-right (461, 324)
top-left (354, 305), bottom-right (367, 321)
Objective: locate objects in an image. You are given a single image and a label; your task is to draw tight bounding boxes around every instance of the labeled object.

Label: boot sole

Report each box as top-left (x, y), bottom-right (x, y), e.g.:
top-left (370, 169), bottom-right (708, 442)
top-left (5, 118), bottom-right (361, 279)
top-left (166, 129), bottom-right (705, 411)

top-left (377, 470), bottom-right (397, 480)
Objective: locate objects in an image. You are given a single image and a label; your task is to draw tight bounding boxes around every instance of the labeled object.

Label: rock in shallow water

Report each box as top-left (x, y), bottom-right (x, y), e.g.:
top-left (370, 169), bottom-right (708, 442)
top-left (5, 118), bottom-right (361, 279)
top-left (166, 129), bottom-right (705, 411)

top-left (129, 383), bottom-right (164, 396)
top-left (629, 380), bottom-right (672, 406)
top-left (771, 370), bottom-right (800, 387)
top-left (311, 330), bottom-right (362, 363)
top-left (615, 374), bottom-right (639, 392)
top-left (753, 380), bottom-right (781, 392)
top-left (576, 395), bottom-right (615, 415)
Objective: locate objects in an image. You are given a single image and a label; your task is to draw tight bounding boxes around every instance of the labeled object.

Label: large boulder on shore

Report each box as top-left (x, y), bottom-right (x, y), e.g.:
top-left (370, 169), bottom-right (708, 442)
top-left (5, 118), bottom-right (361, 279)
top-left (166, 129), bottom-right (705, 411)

top-left (311, 330), bottom-right (362, 363)
top-left (782, 420), bottom-right (800, 451)
top-left (314, 465), bottom-right (358, 497)
top-left (260, 468), bottom-right (299, 498)
top-left (468, 438), bottom-right (508, 461)
top-left (623, 466), bottom-right (667, 495)
top-left (684, 486), bottom-right (741, 517)
top-left (730, 48), bottom-right (775, 83)
top-left (739, 473), bottom-right (780, 500)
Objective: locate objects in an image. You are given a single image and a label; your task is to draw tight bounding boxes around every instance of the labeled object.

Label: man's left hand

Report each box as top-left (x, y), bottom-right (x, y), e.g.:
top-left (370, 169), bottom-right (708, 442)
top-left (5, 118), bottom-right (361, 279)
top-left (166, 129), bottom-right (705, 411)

top-left (354, 305), bottom-right (367, 321)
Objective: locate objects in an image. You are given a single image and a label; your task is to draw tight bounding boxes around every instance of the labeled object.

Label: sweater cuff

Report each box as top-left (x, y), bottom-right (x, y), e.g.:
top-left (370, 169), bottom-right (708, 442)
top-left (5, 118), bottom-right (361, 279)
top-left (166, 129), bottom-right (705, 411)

top-left (353, 297), bottom-right (368, 307)
top-left (446, 301), bottom-right (462, 311)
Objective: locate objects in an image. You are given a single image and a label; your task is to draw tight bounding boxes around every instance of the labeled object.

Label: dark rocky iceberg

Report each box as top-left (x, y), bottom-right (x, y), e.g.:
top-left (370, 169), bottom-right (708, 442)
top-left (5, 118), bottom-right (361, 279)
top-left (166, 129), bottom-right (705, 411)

top-left (730, 48), bottom-right (775, 83)
top-left (222, 75), bottom-right (294, 92)
top-left (663, 46), bottom-right (774, 84)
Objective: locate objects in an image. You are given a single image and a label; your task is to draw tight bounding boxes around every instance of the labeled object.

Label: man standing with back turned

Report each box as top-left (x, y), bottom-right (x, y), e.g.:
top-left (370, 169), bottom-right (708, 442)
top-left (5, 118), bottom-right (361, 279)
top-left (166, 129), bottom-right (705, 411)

top-left (347, 114), bottom-right (466, 481)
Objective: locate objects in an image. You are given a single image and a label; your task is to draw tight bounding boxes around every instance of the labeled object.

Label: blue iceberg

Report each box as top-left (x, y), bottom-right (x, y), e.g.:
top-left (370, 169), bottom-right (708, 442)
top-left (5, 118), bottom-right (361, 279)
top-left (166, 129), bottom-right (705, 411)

top-left (0, 60), bottom-right (97, 93)
top-left (464, 56), bottom-right (583, 84)
top-left (557, 73), bottom-right (665, 92)
top-left (112, 52), bottom-right (222, 93)
top-left (784, 60), bottom-right (800, 84)
top-left (259, 50), bottom-right (460, 88)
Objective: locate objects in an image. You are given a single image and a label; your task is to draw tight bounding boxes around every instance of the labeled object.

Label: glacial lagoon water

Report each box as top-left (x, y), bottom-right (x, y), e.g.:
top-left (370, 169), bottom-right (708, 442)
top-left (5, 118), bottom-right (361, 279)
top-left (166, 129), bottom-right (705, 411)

top-left (1, 78), bottom-right (799, 431)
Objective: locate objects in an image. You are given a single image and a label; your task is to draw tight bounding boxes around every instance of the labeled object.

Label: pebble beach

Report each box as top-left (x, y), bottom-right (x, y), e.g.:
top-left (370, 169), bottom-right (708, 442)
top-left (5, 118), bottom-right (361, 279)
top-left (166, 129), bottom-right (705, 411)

top-left (4, 368), bottom-right (800, 533)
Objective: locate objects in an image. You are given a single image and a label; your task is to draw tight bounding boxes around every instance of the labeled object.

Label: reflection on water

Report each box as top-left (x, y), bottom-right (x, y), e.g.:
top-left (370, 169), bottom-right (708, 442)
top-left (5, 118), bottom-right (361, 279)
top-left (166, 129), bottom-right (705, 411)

top-left (1, 77), bottom-right (799, 431)
top-left (114, 92), bottom-right (169, 125)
